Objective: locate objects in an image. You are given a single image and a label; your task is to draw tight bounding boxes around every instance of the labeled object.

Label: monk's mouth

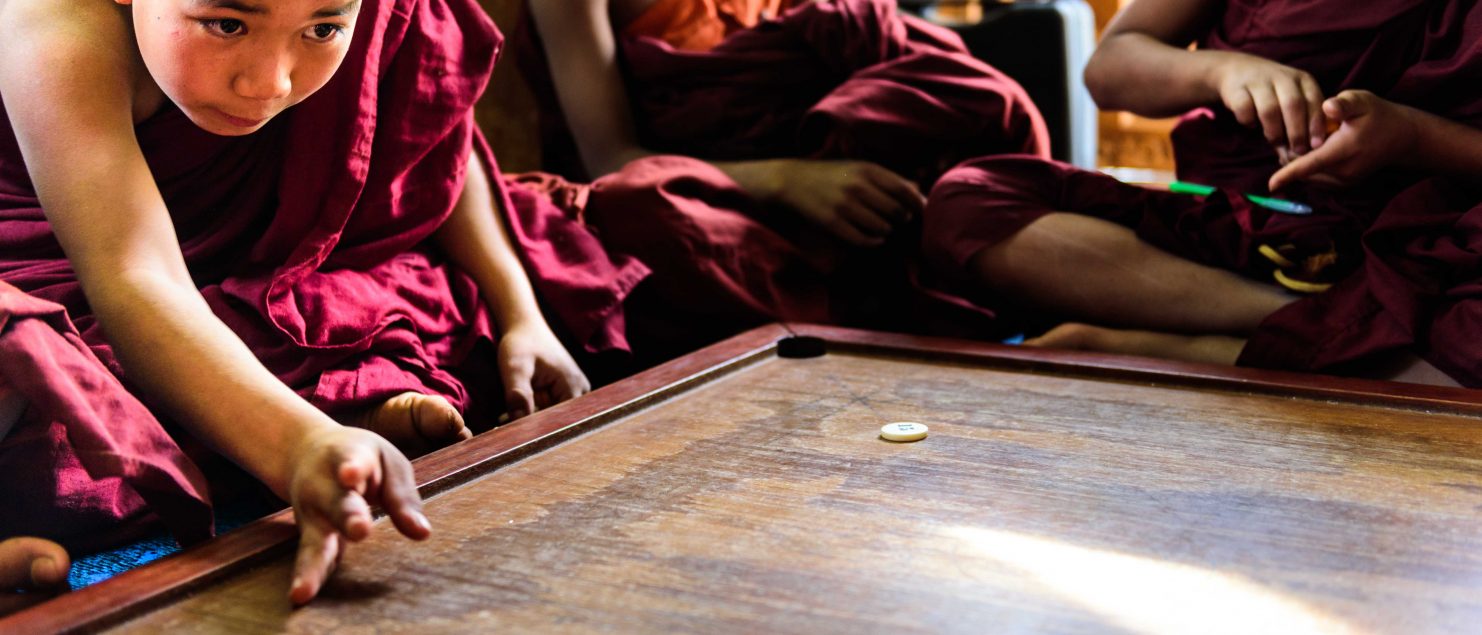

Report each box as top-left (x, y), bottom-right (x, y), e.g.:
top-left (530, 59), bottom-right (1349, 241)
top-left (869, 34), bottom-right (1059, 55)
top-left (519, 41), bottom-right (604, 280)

top-left (215, 109), bottom-right (268, 129)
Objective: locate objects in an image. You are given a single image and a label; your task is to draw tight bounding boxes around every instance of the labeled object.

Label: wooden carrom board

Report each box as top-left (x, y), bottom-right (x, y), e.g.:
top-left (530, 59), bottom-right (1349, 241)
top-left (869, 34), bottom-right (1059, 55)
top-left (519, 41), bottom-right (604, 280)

top-left (6, 324), bottom-right (1482, 634)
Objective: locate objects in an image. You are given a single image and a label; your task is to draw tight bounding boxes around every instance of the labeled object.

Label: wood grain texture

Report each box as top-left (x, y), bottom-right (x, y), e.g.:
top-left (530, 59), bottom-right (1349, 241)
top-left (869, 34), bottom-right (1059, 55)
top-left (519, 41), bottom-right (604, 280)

top-left (0, 325), bottom-right (792, 634)
top-left (89, 327), bottom-right (1482, 634)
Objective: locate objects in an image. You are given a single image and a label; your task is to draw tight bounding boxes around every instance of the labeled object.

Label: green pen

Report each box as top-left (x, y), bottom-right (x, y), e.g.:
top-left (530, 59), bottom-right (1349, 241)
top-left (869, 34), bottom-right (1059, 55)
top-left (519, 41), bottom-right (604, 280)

top-left (1169, 181), bottom-right (1313, 215)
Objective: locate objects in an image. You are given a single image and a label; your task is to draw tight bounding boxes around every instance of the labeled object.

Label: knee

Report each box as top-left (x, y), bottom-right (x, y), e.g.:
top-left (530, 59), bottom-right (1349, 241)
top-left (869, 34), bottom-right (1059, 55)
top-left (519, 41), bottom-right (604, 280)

top-left (921, 157), bottom-right (1072, 272)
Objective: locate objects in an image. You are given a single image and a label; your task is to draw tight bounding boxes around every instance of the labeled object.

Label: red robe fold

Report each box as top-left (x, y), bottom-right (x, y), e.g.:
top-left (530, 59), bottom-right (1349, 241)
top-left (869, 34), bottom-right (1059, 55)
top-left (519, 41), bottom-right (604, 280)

top-left (0, 0), bottom-right (644, 548)
top-left (516, 0), bottom-right (1048, 360)
top-left (923, 0), bottom-right (1482, 385)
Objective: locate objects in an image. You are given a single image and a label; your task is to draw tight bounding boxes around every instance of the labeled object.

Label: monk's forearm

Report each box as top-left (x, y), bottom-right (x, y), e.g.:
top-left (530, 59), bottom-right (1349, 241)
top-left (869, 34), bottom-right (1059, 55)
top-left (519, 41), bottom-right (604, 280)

top-left (528, 0), bottom-right (652, 179)
top-left (1085, 33), bottom-right (1226, 117)
top-left (434, 154), bottom-right (547, 333)
top-left (711, 159), bottom-right (788, 202)
top-left (84, 272), bottom-right (338, 498)
top-left (1406, 106), bottom-right (1482, 179)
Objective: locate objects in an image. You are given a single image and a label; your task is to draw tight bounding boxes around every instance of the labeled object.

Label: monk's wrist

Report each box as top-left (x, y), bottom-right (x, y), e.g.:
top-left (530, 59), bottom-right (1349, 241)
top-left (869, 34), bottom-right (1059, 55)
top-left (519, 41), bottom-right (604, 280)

top-left (712, 159), bottom-right (788, 202)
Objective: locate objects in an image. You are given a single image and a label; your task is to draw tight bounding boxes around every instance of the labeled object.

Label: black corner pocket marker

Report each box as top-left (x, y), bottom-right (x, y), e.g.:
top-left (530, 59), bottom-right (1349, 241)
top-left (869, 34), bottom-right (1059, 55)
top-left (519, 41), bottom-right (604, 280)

top-left (777, 336), bottom-right (826, 359)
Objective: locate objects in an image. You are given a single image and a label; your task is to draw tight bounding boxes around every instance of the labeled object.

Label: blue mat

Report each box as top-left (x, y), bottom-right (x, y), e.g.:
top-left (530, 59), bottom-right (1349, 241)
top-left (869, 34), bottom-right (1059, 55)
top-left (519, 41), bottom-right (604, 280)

top-left (67, 502), bottom-right (280, 589)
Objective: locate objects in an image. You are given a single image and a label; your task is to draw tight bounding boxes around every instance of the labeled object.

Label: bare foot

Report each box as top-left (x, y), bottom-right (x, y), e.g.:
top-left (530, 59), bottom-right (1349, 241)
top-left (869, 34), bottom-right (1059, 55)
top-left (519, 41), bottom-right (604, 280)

top-left (349, 393), bottom-right (471, 456)
top-left (1025, 323), bottom-right (1247, 366)
top-left (1, 537), bottom-right (69, 591)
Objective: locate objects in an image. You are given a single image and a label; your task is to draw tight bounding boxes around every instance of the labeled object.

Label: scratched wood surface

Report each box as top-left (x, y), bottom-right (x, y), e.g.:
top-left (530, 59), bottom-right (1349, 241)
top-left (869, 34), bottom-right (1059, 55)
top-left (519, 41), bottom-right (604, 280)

top-left (101, 345), bottom-right (1482, 634)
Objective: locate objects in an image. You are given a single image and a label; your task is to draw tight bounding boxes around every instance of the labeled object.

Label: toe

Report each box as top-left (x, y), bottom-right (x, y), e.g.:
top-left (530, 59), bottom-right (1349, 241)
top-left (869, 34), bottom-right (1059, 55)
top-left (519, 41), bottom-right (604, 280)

top-left (0, 537), bottom-right (70, 590)
top-left (412, 395), bottom-right (467, 443)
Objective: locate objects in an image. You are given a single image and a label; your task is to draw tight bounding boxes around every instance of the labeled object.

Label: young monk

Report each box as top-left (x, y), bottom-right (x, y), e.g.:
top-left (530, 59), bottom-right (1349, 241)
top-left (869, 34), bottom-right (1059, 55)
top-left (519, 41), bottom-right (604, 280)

top-left (521, 0), bottom-right (1049, 359)
top-left (0, 0), bottom-right (595, 604)
top-left (922, 0), bottom-right (1482, 386)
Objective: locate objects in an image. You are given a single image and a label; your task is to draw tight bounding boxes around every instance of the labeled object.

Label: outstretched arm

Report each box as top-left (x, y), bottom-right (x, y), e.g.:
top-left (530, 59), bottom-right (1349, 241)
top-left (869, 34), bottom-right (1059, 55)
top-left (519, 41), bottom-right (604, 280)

top-left (1086, 0), bottom-right (1329, 155)
top-left (434, 152), bottom-right (589, 419)
top-left (0, 2), bottom-right (427, 605)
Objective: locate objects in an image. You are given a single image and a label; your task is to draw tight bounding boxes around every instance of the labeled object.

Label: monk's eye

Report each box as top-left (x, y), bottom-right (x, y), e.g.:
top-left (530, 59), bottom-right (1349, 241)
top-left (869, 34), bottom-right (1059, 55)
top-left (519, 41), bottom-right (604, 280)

top-left (202, 19), bottom-right (247, 37)
top-left (307, 23), bottom-right (344, 42)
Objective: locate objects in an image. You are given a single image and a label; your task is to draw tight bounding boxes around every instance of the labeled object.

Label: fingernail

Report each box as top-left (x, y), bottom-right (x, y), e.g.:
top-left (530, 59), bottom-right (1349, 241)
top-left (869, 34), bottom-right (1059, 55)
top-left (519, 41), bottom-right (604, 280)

top-left (416, 512), bottom-right (432, 532)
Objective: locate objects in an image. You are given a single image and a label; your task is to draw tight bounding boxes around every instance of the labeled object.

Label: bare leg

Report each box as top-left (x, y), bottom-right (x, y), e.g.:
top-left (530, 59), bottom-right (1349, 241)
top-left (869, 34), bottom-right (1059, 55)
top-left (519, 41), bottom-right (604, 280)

top-left (347, 392), bottom-right (471, 457)
top-left (1026, 323), bottom-right (1246, 365)
top-left (1030, 324), bottom-right (1466, 389)
top-left (974, 213), bottom-right (1293, 333)
top-left (0, 537), bottom-right (69, 591)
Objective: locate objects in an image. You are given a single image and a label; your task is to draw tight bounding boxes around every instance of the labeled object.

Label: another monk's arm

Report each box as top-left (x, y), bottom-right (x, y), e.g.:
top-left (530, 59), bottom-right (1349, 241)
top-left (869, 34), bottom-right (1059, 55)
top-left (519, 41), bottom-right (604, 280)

top-left (433, 152), bottom-right (589, 418)
top-left (0, 2), bottom-right (427, 605)
top-left (528, 0), bottom-right (921, 246)
top-left (528, 0), bottom-right (648, 176)
top-left (1087, 0), bottom-right (1329, 154)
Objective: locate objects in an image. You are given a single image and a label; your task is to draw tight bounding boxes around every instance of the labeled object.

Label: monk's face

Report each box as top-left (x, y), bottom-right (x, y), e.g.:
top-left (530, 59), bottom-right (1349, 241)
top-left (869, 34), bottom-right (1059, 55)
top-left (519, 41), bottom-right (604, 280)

top-left (120, 0), bottom-right (362, 136)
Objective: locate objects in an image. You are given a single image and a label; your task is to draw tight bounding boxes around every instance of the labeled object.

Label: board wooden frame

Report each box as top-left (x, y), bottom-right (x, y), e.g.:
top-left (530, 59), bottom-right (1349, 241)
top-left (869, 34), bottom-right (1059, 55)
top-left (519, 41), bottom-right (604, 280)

top-left (3, 322), bottom-right (1478, 633)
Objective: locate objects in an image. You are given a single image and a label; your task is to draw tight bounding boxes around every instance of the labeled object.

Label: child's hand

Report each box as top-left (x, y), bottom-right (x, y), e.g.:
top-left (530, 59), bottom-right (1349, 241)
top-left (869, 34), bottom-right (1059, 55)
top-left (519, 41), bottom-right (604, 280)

top-left (764, 159), bottom-right (924, 247)
top-left (1269, 90), bottom-right (1418, 192)
top-left (287, 426), bottom-right (430, 606)
top-left (497, 321), bottom-right (590, 420)
top-left (1212, 52), bottom-right (1329, 155)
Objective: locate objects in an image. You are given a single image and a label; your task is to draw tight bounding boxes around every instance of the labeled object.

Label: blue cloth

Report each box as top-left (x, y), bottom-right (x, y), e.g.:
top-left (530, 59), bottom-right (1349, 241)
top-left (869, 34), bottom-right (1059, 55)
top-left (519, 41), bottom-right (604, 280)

top-left (67, 501), bottom-right (280, 589)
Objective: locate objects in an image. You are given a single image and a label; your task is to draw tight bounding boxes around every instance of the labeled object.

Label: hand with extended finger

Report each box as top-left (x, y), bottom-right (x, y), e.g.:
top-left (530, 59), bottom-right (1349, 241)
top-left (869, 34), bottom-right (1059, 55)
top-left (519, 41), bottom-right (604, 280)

top-left (1211, 51), bottom-right (1329, 155)
top-left (765, 159), bottom-right (925, 247)
top-left (287, 426), bottom-right (431, 605)
top-left (1269, 90), bottom-right (1419, 192)
top-left (497, 321), bottom-right (590, 421)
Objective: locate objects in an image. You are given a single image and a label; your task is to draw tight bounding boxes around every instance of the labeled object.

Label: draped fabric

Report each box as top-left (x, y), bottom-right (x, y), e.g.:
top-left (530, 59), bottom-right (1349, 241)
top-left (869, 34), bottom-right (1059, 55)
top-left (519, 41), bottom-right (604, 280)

top-left (924, 0), bottom-right (1482, 385)
top-left (623, 0), bottom-right (794, 51)
top-left (516, 0), bottom-right (1048, 360)
top-left (619, 0), bottom-right (1047, 186)
top-left (0, 0), bottom-right (643, 547)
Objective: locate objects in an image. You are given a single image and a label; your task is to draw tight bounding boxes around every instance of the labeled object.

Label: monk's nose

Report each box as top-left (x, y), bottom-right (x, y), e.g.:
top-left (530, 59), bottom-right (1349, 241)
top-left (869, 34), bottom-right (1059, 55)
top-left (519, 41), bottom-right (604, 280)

top-left (234, 53), bottom-right (293, 102)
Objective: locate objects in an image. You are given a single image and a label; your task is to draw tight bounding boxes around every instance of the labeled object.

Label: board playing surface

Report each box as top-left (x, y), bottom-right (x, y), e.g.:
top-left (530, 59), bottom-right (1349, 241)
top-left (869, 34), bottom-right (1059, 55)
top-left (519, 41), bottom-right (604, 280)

top-left (8, 324), bottom-right (1482, 633)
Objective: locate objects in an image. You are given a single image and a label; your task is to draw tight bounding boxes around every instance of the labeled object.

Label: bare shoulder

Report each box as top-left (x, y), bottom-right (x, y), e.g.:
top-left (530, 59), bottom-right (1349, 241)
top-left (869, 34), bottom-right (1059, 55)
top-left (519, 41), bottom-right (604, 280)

top-left (0, 0), bottom-right (145, 125)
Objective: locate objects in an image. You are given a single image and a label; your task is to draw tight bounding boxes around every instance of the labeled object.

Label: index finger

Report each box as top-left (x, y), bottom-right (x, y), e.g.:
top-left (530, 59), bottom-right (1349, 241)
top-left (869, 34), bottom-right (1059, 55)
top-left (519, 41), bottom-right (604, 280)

top-left (1269, 146), bottom-right (1335, 192)
top-left (1301, 75), bottom-right (1328, 149)
top-left (290, 517), bottom-right (340, 606)
top-left (500, 354), bottom-right (537, 420)
top-left (1247, 83), bottom-right (1287, 146)
top-left (376, 439), bottom-right (431, 541)
top-left (1274, 78), bottom-right (1311, 153)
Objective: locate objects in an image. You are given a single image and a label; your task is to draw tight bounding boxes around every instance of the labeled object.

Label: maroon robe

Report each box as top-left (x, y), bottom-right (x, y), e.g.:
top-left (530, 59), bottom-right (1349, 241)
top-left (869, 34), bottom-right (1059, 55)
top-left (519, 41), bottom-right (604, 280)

top-left (518, 0), bottom-right (1048, 360)
top-left (923, 0), bottom-right (1482, 385)
top-left (0, 0), bottom-right (645, 549)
